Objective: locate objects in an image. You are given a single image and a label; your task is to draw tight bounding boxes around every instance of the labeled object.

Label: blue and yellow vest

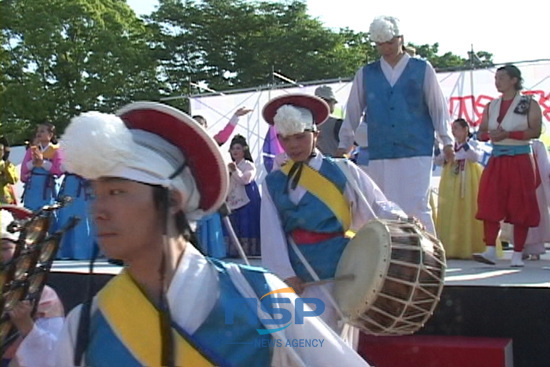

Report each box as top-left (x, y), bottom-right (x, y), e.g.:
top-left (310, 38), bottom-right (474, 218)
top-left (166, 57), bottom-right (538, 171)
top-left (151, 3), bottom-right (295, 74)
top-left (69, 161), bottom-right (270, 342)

top-left (266, 158), bottom-right (350, 282)
top-left (85, 259), bottom-right (273, 366)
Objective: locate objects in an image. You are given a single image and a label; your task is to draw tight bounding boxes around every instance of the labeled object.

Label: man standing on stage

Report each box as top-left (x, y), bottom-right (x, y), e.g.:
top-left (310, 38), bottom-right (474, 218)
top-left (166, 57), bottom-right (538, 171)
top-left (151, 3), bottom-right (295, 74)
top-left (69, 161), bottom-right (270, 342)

top-left (336, 15), bottom-right (454, 234)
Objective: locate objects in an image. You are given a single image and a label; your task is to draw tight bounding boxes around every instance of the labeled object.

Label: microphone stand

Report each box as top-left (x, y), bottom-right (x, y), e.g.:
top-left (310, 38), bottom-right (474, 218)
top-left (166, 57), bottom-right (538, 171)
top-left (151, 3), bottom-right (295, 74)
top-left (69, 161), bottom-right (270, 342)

top-left (218, 202), bottom-right (250, 266)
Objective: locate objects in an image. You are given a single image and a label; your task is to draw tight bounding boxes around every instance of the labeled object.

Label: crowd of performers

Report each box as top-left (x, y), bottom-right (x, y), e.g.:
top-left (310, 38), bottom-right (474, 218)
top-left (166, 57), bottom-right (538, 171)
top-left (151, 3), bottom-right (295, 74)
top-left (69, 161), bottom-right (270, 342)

top-left (0, 13), bottom-right (546, 367)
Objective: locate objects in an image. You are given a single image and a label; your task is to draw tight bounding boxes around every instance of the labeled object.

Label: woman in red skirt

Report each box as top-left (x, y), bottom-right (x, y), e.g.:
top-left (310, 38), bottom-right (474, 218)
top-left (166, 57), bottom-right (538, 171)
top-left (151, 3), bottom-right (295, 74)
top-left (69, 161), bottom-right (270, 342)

top-left (473, 64), bottom-right (543, 267)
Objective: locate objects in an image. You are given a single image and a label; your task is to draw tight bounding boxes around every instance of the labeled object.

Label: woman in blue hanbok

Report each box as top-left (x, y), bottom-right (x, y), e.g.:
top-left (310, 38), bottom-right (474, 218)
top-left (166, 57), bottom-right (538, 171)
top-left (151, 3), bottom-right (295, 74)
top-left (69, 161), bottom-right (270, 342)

top-left (225, 135), bottom-right (262, 257)
top-left (56, 170), bottom-right (96, 260)
top-left (194, 108), bottom-right (252, 258)
top-left (20, 124), bottom-right (63, 212)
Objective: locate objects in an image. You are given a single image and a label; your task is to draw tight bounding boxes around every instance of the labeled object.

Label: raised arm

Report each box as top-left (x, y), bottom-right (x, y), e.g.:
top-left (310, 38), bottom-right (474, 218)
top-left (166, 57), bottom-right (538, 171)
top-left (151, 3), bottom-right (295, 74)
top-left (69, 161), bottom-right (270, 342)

top-left (213, 107), bottom-right (253, 145)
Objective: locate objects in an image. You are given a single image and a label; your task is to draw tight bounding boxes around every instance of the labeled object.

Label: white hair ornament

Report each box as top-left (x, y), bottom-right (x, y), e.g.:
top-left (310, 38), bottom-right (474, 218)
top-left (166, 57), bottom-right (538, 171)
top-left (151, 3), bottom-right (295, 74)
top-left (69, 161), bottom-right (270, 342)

top-left (273, 105), bottom-right (314, 137)
top-left (369, 16), bottom-right (401, 43)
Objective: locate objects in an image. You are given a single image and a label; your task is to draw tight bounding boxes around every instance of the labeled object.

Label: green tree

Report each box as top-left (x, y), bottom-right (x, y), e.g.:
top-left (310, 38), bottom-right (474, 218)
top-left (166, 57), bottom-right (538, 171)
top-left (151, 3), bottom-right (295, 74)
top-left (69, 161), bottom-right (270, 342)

top-left (1, 0), bottom-right (495, 141)
top-left (149, 0), bottom-right (375, 100)
top-left (149, 0), bottom-right (493, 101)
top-left (0, 0), bottom-right (162, 143)
top-left (409, 42), bottom-right (494, 70)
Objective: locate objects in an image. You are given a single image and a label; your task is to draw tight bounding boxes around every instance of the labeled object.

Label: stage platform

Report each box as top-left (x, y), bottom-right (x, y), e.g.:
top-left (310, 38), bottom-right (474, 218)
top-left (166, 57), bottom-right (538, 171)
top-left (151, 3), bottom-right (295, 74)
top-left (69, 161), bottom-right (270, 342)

top-left (47, 249), bottom-right (550, 367)
top-left (49, 249), bottom-right (550, 286)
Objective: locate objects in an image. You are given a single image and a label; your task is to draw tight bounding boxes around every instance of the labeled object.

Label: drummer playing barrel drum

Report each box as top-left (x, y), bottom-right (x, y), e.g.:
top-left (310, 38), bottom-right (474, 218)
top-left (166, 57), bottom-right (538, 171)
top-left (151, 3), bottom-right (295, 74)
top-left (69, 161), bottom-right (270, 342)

top-left (260, 94), bottom-right (412, 348)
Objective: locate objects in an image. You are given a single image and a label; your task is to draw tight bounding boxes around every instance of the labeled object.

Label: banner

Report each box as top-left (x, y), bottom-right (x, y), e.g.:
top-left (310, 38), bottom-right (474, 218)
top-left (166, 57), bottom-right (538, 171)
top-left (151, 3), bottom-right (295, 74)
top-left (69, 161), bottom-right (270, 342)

top-left (190, 60), bottom-right (550, 180)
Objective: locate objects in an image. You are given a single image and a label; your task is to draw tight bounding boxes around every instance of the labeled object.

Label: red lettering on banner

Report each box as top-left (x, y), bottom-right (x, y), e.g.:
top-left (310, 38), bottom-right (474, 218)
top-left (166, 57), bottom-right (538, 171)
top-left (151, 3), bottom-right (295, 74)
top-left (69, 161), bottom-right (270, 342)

top-left (449, 90), bottom-right (550, 127)
top-left (449, 95), bottom-right (494, 127)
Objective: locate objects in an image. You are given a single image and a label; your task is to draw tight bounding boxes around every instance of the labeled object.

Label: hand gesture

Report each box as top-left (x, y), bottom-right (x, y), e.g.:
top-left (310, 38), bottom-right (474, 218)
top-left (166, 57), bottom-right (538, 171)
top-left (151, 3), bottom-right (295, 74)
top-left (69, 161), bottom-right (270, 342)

top-left (235, 107), bottom-right (253, 117)
top-left (489, 127), bottom-right (509, 142)
top-left (228, 162), bottom-right (237, 172)
top-left (443, 145), bottom-right (455, 164)
top-left (31, 146), bottom-right (44, 167)
top-left (8, 300), bottom-right (35, 336)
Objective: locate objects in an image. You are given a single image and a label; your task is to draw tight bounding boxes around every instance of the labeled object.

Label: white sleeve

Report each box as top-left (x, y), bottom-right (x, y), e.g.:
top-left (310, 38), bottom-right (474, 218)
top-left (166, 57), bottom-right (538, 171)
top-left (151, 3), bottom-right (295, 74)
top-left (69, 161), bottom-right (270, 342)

top-left (260, 180), bottom-right (296, 281)
top-left (337, 160), bottom-right (407, 230)
top-left (264, 274), bottom-right (370, 367)
top-left (15, 317), bottom-right (64, 367)
top-left (54, 303), bottom-right (88, 366)
top-left (424, 62), bottom-right (453, 147)
top-left (232, 161), bottom-right (256, 185)
top-left (464, 141), bottom-right (482, 162)
top-left (338, 69), bottom-right (366, 150)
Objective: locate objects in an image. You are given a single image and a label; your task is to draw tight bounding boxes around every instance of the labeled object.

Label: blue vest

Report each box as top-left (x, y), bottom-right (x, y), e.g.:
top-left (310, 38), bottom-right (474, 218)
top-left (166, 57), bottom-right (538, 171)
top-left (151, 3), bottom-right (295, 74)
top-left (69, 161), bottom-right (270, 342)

top-left (266, 158), bottom-right (350, 282)
top-left (86, 260), bottom-right (272, 367)
top-left (363, 58), bottom-right (435, 160)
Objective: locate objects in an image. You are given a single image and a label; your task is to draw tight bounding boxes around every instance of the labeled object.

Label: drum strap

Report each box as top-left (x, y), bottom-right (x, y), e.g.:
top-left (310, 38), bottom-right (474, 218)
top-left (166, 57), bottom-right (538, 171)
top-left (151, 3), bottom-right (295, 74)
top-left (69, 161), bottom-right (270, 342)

top-left (280, 160), bottom-right (351, 230)
top-left (287, 236), bottom-right (345, 321)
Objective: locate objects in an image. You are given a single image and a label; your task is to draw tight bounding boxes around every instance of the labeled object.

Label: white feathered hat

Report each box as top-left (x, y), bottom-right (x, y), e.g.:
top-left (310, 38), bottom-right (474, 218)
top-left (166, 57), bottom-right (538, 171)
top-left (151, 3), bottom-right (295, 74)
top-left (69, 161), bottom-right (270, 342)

top-left (61, 102), bottom-right (229, 220)
top-left (262, 94), bottom-right (329, 137)
top-left (369, 16), bottom-right (402, 43)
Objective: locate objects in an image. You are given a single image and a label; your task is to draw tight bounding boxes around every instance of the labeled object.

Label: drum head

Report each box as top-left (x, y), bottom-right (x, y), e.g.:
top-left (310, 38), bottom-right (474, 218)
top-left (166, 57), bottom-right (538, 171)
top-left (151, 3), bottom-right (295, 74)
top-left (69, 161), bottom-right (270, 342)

top-left (334, 219), bottom-right (392, 318)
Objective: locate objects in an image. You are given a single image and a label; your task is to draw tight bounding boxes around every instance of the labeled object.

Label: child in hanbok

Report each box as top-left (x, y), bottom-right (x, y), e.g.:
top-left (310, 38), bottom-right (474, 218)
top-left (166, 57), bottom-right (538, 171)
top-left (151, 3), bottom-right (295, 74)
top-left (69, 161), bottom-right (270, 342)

top-left (435, 118), bottom-right (485, 259)
top-left (20, 124), bottom-right (63, 212)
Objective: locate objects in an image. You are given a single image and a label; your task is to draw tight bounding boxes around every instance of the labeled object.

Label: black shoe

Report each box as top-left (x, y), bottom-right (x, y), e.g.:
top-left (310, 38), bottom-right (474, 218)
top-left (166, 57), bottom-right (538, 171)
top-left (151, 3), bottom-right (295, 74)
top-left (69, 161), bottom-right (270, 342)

top-left (472, 252), bottom-right (496, 265)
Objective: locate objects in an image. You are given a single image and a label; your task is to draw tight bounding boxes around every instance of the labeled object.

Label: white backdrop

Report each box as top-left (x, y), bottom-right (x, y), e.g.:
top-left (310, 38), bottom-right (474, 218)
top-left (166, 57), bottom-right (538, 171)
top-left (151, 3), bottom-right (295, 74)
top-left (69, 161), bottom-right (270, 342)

top-left (8, 61), bottom-right (550, 201)
top-left (190, 60), bottom-right (550, 182)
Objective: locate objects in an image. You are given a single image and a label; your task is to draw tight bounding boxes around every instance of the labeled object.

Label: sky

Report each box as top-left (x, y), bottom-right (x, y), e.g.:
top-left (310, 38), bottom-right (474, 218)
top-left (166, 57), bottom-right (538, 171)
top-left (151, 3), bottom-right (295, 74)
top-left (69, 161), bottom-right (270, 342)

top-left (127, 0), bottom-right (549, 65)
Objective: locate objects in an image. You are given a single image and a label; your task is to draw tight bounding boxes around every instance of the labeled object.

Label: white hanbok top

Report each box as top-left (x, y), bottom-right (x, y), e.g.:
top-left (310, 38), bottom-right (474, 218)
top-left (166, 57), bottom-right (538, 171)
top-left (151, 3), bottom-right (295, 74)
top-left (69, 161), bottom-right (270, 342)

top-left (54, 244), bottom-right (370, 366)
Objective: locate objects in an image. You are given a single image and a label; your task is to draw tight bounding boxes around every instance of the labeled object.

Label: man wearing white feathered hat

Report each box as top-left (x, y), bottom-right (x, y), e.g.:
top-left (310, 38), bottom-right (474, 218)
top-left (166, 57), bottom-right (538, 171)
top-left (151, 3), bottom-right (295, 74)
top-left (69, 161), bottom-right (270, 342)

top-left (261, 93), bottom-right (408, 349)
top-left (53, 101), bottom-right (371, 366)
top-left (336, 15), bottom-right (454, 234)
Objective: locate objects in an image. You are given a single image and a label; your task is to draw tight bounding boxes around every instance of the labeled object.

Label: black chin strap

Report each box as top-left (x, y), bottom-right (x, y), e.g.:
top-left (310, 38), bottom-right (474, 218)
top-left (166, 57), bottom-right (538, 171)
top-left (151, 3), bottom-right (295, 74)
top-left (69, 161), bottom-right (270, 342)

top-left (284, 151), bottom-right (317, 192)
top-left (159, 188), bottom-right (175, 367)
top-left (286, 161), bottom-right (304, 191)
top-left (73, 245), bottom-right (99, 365)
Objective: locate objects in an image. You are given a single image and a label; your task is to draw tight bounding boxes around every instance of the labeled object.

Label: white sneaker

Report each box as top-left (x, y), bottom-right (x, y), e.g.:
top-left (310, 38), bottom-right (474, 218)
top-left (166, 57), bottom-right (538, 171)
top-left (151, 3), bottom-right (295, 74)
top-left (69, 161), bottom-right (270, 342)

top-left (511, 252), bottom-right (525, 267)
top-left (473, 248), bottom-right (497, 265)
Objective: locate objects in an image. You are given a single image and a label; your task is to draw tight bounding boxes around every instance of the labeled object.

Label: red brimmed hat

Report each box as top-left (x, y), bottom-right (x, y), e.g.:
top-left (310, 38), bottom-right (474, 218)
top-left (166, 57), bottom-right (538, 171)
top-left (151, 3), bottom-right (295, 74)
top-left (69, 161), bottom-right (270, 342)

top-left (262, 94), bottom-right (330, 126)
top-left (116, 102), bottom-right (229, 215)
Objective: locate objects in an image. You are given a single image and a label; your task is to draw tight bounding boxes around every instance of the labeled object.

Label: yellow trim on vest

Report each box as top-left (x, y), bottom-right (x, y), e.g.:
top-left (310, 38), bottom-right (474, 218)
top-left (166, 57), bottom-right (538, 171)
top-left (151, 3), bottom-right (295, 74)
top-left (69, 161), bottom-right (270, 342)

top-left (281, 160), bottom-right (351, 230)
top-left (97, 271), bottom-right (214, 367)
